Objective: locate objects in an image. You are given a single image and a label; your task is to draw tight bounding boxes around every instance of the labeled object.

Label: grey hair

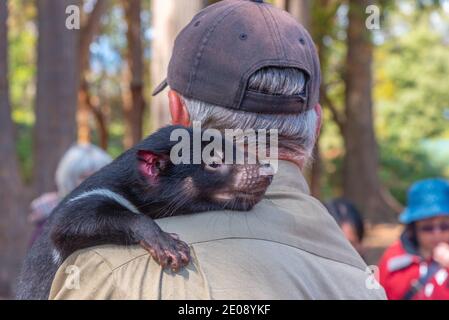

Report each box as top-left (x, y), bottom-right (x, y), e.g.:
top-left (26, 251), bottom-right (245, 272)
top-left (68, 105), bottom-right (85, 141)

top-left (55, 143), bottom-right (113, 197)
top-left (181, 67), bottom-right (318, 159)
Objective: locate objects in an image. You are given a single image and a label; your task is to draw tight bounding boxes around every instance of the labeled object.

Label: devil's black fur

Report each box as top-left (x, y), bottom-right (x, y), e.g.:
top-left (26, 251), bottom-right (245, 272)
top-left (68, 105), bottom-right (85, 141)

top-left (16, 125), bottom-right (272, 300)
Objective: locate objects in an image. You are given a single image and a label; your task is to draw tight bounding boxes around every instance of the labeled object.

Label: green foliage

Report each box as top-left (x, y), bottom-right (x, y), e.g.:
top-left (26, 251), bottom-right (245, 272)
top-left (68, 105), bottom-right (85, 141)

top-left (8, 0), bottom-right (36, 114)
top-left (373, 5), bottom-right (449, 203)
top-left (315, 0), bottom-right (449, 204)
top-left (6, 0), bottom-right (449, 208)
top-left (8, 0), bottom-right (36, 182)
top-left (379, 142), bottom-right (445, 204)
top-left (376, 17), bottom-right (449, 141)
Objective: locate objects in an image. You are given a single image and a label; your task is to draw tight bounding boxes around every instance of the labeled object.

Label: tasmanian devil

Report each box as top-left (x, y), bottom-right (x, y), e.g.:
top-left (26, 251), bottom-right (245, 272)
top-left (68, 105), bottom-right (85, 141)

top-left (16, 125), bottom-right (274, 300)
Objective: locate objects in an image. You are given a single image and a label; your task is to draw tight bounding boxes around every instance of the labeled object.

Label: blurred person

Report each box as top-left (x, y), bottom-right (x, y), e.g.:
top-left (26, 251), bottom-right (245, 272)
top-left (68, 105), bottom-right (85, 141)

top-left (28, 143), bottom-right (112, 245)
top-left (325, 198), bottom-right (366, 258)
top-left (379, 178), bottom-right (449, 300)
top-left (49, 0), bottom-right (386, 300)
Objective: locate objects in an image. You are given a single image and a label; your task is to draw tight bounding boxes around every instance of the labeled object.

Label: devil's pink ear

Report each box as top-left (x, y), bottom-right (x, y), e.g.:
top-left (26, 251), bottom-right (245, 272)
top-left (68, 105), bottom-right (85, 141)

top-left (137, 150), bottom-right (168, 178)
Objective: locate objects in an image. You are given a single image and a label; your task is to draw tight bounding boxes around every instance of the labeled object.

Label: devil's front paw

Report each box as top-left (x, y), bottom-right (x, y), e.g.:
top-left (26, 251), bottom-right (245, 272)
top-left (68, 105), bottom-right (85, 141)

top-left (139, 232), bottom-right (190, 271)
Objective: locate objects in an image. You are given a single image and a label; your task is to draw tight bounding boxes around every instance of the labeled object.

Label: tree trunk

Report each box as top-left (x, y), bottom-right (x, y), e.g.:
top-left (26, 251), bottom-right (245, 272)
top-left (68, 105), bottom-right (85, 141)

top-left (277, 0), bottom-right (319, 196)
top-left (78, 0), bottom-right (108, 146)
top-left (150, 0), bottom-right (204, 130)
top-left (287, 0), bottom-right (311, 27)
top-left (122, 0), bottom-right (146, 148)
top-left (79, 0), bottom-right (107, 73)
top-left (34, 0), bottom-right (80, 194)
top-left (79, 78), bottom-right (109, 149)
top-left (0, 0), bottom-right (30, 297)
top-left (275, 0), bottom-right (310, 26)
top-left (343, 0), bottom-right (396, 223)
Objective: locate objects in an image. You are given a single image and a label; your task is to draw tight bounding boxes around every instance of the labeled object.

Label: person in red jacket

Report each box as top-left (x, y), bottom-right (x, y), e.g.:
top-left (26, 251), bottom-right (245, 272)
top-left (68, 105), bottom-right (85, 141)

top-left (379, 178), bottom-right (449, 300)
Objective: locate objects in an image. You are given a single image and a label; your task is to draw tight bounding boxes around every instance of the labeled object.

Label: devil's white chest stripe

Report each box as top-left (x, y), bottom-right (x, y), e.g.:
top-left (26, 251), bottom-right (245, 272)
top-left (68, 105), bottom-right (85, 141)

top-left (68, 188), bottom-right (141, 214)
top-left (52, 249), bottom-right (62, 265)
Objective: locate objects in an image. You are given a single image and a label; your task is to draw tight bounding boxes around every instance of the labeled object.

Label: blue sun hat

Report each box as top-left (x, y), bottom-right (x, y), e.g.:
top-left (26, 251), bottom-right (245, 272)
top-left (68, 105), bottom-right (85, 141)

top-left (399, 178), bottom-right (449, 224)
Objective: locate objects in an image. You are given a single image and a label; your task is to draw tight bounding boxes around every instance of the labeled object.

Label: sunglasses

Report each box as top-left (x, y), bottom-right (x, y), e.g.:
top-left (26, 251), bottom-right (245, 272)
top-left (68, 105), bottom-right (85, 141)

top-left (417, 223), bottom-right (449, 233)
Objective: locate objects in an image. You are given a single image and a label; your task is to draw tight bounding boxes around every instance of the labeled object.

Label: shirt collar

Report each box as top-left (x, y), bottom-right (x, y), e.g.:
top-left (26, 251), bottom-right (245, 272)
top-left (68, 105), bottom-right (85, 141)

top-left (267, 160), bottom-right (310, 195)
top-left (157, 159), bottom-right (367, 271)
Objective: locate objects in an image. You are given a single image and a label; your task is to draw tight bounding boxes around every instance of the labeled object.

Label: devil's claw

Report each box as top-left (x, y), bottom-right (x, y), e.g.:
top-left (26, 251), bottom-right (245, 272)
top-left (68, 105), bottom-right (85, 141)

top-left (139, 232), bottom-right (190, 271)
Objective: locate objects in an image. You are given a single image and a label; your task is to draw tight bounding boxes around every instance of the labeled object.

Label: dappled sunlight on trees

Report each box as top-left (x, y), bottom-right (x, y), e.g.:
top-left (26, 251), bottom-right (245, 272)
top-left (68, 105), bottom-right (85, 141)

top-left (0, 0), bottom-right (448, 298)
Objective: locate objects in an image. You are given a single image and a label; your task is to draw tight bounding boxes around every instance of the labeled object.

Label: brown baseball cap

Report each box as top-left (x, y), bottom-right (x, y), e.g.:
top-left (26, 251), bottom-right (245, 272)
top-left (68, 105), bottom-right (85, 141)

top-left (152, 0), bottom-right (321, 114)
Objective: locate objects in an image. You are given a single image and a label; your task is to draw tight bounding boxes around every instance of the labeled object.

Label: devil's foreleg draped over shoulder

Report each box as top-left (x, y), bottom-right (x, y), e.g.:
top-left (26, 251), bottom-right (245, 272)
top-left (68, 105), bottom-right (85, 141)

top-left (16, 125), bottom-right (274, 300)
top-left (50, 197), bottom-right (190, 270)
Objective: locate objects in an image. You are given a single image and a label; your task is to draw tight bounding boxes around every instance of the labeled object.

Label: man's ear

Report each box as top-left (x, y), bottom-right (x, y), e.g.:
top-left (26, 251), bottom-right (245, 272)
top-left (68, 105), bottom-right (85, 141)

top-left (137, 150), bottom-right (169, 179)
top-left (169, 90), bottom-right (191, 126)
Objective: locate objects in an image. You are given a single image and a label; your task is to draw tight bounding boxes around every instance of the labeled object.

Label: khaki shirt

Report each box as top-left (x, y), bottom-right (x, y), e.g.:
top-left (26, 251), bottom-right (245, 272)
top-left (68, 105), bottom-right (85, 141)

top-left (49, 161), bottom-right (386, 300)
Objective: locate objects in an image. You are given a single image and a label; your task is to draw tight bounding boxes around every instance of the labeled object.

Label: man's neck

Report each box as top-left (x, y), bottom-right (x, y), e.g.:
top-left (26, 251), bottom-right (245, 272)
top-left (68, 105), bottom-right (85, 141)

top-left (278, 151), bottom-right (307, 171)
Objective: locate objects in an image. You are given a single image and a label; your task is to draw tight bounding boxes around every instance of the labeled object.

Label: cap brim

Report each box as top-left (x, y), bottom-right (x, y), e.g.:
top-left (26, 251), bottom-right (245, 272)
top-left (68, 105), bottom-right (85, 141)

top-left (399, 207), bottom-right (449, 224)
top-left (152, 79), bottom-right (168, 96)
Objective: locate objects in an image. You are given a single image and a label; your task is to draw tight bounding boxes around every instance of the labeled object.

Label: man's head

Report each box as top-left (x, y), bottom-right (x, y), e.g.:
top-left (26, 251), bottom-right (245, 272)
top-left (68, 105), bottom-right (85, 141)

top-left (153, 0), bottom-right (322, 168)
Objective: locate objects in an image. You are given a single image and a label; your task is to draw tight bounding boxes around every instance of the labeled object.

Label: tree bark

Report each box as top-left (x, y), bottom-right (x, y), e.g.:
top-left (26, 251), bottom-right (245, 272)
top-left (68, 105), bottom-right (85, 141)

top-left (79, 78), bottom-right (109, 149)
top-left (287, 0), bottom-right (311, 27)
top-left (275, 0), bottom-right (310, 26)
top-left (78, 0), bottom-right (108, 146)
top-left (122, 0), bottom-right (146, 148)
top-left (34, 0), bottom-right (80, 194)
top-left (150, 0), bottom-right (204, 130)
top-left (79, 0), bottom-right (107, 73)
top-left (0, 0), bottom-right (30, 297)
top-left (343, 0), bottom-right (396, 223)
top-left (277, 0), bottom-right (319, 196)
